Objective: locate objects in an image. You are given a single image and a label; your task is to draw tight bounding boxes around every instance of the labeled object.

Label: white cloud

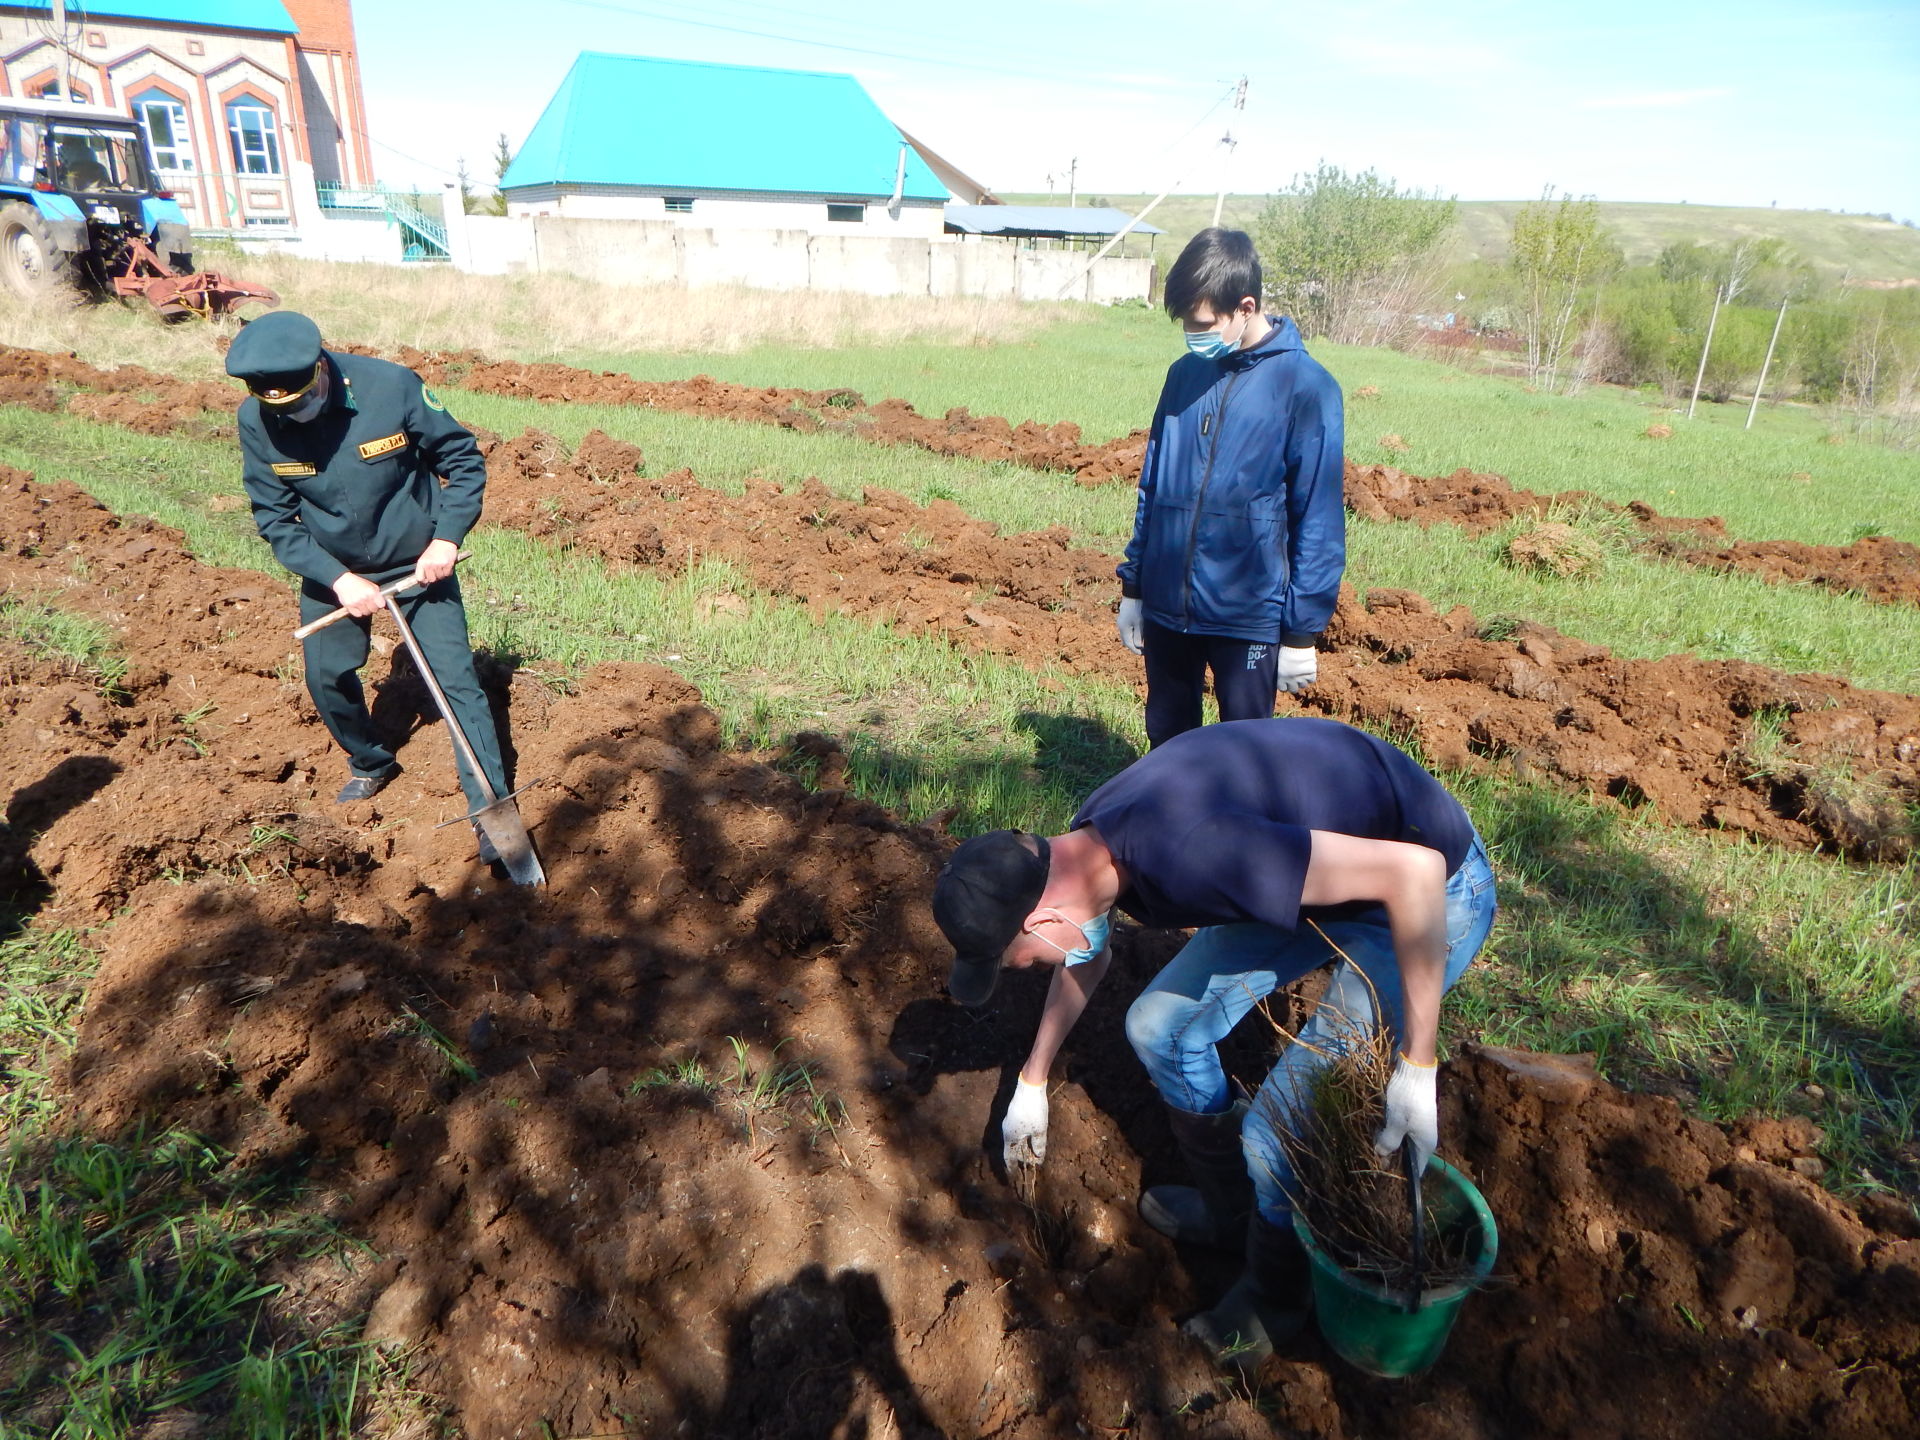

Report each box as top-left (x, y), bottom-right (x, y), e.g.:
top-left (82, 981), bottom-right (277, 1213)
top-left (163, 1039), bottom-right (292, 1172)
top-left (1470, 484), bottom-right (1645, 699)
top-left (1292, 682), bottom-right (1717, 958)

top-left (1577, 87), bottom-right (1734, 110)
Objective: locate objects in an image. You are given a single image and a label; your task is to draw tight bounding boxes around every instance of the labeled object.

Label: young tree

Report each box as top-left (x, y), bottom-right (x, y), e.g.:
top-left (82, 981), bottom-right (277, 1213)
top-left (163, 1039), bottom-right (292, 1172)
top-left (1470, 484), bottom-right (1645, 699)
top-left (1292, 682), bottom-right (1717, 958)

top-left (490, 133), bottom-right (514, 217)
top-left (1254, 164), bottom-right (1457, 346)
top-left (1509, 189), bottom-right (1619, 392)
top-left (456, 157), bottom-right (474, 216)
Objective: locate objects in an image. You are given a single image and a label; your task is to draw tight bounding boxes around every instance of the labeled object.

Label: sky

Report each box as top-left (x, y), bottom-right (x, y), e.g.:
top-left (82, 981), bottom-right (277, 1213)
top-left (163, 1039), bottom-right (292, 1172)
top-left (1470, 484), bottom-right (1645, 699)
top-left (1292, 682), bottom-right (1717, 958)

top-left (353, 0), bottom-right (1920, 220)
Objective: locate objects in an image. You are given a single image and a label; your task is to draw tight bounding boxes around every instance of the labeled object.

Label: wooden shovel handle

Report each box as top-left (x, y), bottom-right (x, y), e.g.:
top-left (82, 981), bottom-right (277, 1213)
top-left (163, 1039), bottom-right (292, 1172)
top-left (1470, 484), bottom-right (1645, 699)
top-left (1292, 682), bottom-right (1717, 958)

top-left (292, 549), bottom-right (472, 640)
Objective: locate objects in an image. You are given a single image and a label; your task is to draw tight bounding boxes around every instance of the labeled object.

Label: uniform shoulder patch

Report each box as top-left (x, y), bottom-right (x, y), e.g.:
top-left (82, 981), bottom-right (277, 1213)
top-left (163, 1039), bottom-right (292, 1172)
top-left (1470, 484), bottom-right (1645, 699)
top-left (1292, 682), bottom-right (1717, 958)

top-left (270, 461), bottom-right (317, 476)
top-left (358, 432), bottom-right (410, 461)
top-left (421, 383), bottom-right (447, 413)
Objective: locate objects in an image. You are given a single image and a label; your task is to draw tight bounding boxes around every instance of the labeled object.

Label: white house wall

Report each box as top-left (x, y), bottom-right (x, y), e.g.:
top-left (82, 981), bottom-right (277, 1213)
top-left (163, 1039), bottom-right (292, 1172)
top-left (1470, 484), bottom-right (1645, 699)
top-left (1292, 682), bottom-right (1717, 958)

top-left (507, 187), bottom-right (947, 238)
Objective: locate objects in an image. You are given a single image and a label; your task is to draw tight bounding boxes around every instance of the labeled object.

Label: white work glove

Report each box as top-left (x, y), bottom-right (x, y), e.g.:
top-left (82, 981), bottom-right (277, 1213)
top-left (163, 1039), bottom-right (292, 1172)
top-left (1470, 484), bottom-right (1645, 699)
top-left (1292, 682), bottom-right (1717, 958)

top-left (1116, 597), bottom-right (1144, 656)
top-left (1275, 644), bottom-right (1317, 694)
top-left (1374, 1053), bottom-right (1439, 1173)
top-left (1002, 1075), bottom-right (1050, 1167)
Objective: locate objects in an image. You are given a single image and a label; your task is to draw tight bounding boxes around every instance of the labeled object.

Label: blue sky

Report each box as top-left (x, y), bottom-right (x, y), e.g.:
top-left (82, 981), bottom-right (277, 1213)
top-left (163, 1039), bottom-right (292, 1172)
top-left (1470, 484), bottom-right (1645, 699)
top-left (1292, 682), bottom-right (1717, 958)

top-left (355, 0), bottom-right (1920, 219)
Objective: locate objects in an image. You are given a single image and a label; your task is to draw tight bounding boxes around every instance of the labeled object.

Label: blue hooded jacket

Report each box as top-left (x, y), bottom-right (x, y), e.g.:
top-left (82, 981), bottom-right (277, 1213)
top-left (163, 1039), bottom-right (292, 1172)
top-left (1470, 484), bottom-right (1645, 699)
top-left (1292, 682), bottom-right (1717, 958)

top-left (1117, 316), bottom-right (1345, 646)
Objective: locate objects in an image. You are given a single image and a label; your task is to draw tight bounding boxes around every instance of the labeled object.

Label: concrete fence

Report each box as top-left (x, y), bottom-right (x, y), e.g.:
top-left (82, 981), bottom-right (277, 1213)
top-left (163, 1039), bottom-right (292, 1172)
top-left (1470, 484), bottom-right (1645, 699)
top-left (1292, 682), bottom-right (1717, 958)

top-left (446, 208), bottom-right (1152, 304)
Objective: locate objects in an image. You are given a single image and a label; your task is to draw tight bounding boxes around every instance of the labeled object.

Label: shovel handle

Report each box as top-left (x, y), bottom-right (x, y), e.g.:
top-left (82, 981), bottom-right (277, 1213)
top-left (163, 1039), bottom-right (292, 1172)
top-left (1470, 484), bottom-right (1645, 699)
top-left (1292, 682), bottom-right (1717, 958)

top-left (292, 550), bottom-right (471, 639)
top-left (1403, 1136), bottom-right (1426, 1312)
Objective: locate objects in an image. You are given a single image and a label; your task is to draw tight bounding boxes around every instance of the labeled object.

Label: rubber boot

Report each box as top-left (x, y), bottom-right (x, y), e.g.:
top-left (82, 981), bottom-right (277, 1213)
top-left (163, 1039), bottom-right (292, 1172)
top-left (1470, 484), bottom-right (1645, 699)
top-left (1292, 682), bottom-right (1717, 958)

top-left (1183, 1214), bottom-right (1312, 1372)
top-left (1138, 1100), bottom-right (1254, 1251)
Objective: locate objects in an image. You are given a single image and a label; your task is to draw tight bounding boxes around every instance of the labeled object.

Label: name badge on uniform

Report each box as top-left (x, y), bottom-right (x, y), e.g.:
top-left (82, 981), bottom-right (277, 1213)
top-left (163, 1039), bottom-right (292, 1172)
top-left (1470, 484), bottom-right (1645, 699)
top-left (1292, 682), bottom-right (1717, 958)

top-left (270, 461), bottom-right (317, 476)
top-left (358, 432), bottom-right (409, 461)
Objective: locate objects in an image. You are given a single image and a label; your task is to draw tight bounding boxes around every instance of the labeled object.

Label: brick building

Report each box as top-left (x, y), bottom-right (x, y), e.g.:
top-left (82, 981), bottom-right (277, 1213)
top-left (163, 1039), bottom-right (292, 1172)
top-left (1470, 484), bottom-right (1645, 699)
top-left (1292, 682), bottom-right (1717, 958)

top-left (0, 0), bottom-right (373, 233)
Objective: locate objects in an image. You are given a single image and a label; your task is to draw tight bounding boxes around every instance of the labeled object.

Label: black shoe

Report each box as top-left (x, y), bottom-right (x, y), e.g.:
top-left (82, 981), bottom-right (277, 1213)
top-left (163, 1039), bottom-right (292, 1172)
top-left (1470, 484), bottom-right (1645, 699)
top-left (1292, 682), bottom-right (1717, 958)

top-left (472, 821), bottom-right (499, 865)
top-left (1139, 1100), bottom-right (1254, 1252)
top-left (1184, 1214), bottom-right (1313, 1372)
top-left (336, 768), bottom-right (398, 804)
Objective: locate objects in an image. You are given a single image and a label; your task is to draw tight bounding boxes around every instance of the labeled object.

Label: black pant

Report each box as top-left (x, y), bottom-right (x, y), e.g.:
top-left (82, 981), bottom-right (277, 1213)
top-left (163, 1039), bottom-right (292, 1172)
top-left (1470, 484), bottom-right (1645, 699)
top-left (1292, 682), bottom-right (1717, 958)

top-left (1142, 619), bottom-right (1280, 748)
top-left (298, 574), bottom-right (506, 810)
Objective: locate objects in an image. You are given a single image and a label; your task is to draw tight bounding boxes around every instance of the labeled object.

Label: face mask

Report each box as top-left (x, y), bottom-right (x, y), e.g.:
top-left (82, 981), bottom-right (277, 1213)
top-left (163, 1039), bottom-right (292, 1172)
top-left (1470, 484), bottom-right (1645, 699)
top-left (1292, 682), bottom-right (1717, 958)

top-left (1185, 313), bottom-right (1246, 360)
top-left (1029, 908), bottom-right (1113, 966)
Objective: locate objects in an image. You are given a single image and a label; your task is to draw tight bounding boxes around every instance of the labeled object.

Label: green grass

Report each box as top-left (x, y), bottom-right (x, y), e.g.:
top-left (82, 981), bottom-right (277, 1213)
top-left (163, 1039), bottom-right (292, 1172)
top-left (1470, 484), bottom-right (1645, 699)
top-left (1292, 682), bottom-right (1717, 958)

top-left (7, 407), bottom-right (1918, 1193)
top-left (0, 595), bottom-right (129, 694)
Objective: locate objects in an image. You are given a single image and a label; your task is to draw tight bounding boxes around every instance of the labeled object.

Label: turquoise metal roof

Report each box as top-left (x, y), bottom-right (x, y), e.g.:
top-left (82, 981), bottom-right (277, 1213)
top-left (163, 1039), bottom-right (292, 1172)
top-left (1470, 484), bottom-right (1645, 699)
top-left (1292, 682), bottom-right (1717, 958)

top-left (503, 52), bottom-right (947, 202)
top-left (10, 1), bottom-right (295, 33)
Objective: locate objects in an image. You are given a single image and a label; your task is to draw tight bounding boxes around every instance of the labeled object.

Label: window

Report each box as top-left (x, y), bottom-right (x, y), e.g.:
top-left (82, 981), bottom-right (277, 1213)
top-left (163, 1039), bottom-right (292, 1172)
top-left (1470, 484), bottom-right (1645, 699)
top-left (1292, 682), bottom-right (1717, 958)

top-left (134, 91), bottom-right (193, 173)
top-left (226, 103), bottom-right (280, 176)
top-left (663, 196), bottom-right (694, 213)
top-left (49, 124), bottom-right (146, 192)
top-left (30, 79), bottom-right (91, 103)
top-left (826, 203), bottom-right (863, 223)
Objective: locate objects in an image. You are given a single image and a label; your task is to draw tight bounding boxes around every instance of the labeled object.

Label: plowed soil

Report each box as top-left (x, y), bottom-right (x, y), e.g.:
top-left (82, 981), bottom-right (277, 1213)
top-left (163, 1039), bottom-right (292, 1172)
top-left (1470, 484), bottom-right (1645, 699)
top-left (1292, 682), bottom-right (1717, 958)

top-left (6, 466), bottom-right (1919, 1439)
top-left (5, 342), bottom-right (1915, 607)
top-left (478, 429), bottom-right (1920, 858)
top-left (2, 342), bottom-right (1916, 853)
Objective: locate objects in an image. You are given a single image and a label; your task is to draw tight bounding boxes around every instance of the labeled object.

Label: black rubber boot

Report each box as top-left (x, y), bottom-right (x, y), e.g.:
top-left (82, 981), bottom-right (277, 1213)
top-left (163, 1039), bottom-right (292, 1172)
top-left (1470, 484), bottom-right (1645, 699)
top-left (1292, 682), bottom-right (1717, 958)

top-left (1183, 1214), bottom-right (1312, 1372)
top-left (1138, 1100), bottom-right (1254, 1251)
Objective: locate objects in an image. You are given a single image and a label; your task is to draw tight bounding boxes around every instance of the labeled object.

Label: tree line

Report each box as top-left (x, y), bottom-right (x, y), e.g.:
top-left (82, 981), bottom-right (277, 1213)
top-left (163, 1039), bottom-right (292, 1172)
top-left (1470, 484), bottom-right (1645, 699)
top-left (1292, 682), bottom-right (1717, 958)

top-left (1253, 167), bottom-right (1920, 442)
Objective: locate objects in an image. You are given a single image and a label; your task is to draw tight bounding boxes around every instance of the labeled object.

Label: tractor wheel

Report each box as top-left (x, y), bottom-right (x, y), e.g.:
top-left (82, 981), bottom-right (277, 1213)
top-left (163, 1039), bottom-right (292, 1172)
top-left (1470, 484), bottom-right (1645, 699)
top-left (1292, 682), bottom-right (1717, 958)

top-left (0, 202), bottom-right (76, 301)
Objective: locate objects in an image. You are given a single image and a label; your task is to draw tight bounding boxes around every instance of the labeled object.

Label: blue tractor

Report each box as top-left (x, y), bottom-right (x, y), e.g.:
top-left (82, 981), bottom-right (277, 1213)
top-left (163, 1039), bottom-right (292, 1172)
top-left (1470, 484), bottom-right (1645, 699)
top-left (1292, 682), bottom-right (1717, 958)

top-left (0, 96), bottom-right (274, 318)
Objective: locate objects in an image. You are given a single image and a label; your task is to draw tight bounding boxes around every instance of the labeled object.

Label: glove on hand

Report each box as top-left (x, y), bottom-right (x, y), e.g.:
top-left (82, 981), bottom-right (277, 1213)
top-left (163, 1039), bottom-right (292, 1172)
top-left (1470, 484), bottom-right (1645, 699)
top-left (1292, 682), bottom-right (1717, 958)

top-left (1002, 1075), bottom-right (1050, 1167)
top-left (1374, 1053), bottom-right (1439, 1172)
top-left (1275, 645), bottom-right (1317, 693)
top-left (1116, 598), bottom-right (1145, 656)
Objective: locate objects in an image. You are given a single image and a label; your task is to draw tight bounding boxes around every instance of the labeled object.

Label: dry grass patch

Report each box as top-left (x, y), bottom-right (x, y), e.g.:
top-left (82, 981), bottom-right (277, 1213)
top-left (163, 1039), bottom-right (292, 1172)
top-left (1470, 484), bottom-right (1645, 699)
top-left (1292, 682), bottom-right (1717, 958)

top-left (0, 254), bottom-right (1079, 382)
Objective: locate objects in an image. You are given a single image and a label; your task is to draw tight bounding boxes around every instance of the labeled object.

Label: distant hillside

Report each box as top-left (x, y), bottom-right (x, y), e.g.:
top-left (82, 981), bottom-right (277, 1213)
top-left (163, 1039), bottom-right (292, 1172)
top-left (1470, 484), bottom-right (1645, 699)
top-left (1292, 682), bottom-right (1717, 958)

top-left (999, 194), bottom-right (1920, 283)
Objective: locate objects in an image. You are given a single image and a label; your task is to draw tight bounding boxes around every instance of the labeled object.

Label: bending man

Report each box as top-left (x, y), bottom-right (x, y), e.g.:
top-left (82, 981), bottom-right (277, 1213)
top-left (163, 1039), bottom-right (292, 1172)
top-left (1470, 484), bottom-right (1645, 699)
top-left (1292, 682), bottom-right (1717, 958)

top-left (932, 717), bottom-right (1496, 1366)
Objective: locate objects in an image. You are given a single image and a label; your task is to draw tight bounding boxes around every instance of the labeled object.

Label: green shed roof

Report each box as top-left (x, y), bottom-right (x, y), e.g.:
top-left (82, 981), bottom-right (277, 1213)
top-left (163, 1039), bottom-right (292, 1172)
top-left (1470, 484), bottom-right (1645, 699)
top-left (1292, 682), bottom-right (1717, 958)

top-left (501, 52), bottom-right (947, 202)
top-left (10, 1), bottom-right (295, 33)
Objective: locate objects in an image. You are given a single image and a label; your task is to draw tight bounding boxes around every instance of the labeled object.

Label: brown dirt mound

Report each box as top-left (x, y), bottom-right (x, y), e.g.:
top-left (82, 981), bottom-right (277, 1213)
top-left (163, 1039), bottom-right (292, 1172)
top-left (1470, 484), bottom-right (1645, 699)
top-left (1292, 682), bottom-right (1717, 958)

top-left (478, 428), bottom-right (1920, 857)
top-left (4, 468), bottom-right (1918, 1438)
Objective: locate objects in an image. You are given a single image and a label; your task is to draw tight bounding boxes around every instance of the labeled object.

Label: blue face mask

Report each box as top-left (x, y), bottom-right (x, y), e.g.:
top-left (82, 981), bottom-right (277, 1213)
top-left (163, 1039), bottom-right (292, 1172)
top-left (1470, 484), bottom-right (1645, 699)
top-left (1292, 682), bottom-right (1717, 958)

top-left (1030, 908), bottom-right (1113, 966)
top-left (1185, 314), bottom-right (1246, 360)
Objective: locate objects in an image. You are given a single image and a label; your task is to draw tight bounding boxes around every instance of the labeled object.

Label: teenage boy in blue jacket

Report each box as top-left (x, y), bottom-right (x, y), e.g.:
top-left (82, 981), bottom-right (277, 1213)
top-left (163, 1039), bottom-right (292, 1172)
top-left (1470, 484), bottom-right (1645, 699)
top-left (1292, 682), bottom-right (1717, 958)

top-left (931, 718), bottom-right (1496, 1370)
top-left (1117, 228), bottom-right (1345, 746)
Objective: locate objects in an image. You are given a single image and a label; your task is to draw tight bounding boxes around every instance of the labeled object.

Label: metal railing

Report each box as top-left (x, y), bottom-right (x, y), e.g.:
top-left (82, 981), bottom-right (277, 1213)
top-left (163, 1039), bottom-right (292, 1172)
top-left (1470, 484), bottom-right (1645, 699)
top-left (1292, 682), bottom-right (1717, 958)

top-left (316, 180), bottom-right (449, 261)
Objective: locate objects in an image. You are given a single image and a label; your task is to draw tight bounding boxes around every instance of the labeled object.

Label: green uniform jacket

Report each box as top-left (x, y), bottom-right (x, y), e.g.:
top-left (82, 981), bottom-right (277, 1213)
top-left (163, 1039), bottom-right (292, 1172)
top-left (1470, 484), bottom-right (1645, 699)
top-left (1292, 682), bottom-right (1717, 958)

top-left (238, 352), bottom-right (486, 588)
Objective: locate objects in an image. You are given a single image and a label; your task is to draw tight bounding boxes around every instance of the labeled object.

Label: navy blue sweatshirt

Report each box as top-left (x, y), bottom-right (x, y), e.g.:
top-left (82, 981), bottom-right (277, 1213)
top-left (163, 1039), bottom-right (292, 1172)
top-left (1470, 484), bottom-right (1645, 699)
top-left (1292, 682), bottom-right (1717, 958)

top-left (1117, 317), bottom-right (1345, 647)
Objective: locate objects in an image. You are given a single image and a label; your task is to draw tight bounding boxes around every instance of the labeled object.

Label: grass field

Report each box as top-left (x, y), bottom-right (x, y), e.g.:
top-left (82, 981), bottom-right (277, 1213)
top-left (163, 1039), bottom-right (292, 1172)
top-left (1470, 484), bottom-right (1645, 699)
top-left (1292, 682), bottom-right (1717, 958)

top-left (1003, 193), bottom-right (1920, 283)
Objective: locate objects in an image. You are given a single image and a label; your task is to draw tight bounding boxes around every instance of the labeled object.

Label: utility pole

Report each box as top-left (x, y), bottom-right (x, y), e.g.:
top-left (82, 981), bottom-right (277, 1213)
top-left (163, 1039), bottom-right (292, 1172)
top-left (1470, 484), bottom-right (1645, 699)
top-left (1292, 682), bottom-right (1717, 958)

top-left (52, 0), bottom-right (78, 102)
top-left (1686, 284), bottom-right (1724, 420)
top-left (1745, 295), bottom-right (1790, 430)
top-left (1212, 76), bottom-right (1247, 227)
top-left (1067, 157), bottom-right (1077, 208)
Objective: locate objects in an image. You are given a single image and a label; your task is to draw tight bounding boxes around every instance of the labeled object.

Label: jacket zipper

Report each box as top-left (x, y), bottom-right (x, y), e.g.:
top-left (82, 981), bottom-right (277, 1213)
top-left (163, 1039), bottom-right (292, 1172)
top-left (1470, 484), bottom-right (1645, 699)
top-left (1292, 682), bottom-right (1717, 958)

top-left (1179, 369), bottom-right (1242, 626)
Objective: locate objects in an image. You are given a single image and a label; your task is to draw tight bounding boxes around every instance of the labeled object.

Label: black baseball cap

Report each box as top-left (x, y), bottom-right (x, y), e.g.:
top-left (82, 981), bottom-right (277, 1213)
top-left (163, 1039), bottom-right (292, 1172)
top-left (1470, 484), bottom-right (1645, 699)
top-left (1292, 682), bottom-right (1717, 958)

top-left (933, 829), bottom-right (1051, 1007)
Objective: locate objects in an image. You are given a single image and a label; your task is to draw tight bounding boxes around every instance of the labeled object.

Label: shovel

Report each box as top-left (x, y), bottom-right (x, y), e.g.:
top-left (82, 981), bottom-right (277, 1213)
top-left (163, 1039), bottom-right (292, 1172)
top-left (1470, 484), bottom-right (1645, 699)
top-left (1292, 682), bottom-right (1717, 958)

top-left (293, 555), bottom-right (546, 886)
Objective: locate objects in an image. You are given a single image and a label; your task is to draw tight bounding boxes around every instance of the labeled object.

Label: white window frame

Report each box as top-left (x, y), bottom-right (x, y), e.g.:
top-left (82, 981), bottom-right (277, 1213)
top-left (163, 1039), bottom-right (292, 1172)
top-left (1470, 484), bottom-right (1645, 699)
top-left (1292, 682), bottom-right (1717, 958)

top-left (227, 103), bottom-right (280, 177)
top-left (137, 95), bottom-right (194, 173)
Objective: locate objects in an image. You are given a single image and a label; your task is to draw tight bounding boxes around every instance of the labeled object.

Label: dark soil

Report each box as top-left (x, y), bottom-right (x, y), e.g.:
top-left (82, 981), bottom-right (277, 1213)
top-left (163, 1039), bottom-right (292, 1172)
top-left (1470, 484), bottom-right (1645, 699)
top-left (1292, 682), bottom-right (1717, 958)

top-left (4, 467), bottom-right (1918, 1439)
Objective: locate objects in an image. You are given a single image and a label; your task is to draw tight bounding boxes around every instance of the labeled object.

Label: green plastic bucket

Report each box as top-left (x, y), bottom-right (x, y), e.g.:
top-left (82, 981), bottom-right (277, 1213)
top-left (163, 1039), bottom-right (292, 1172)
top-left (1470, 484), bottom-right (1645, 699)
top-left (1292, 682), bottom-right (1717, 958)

top-left (1292, 1155), bottom-right (1498, 1378)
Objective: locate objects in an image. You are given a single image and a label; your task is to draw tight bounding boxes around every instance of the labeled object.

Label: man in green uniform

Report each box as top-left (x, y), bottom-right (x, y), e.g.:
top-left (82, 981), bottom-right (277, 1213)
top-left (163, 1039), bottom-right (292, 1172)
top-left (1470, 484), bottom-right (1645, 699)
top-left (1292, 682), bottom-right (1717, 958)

top-left (228, 309), bottom-right (506, 860)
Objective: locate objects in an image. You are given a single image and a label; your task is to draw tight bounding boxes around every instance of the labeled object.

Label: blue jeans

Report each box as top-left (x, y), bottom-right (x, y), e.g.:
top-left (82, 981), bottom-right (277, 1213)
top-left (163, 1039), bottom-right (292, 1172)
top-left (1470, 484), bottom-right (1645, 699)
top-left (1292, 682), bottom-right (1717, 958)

top-left (1123, 835), bottom-right (1497, 1224)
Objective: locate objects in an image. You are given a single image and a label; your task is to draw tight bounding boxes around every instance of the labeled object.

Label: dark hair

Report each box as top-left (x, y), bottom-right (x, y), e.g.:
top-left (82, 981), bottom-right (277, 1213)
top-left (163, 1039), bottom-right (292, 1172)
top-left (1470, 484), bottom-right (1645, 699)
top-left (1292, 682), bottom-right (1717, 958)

top-left (1163, 227), bottom-right (1263, 321)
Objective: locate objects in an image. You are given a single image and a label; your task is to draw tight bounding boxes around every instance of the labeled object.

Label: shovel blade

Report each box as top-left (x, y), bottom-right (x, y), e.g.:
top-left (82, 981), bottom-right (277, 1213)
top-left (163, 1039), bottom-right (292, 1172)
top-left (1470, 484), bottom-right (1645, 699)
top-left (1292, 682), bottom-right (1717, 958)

top-left (471, 795), bottom-right (545, 886)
